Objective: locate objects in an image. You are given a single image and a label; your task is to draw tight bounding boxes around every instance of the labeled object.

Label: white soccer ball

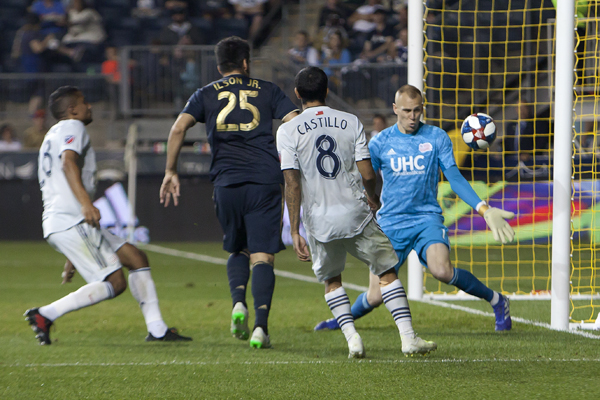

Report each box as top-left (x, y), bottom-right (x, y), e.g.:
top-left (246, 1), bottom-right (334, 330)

top-left (461, 113), bottom-right (497, 150)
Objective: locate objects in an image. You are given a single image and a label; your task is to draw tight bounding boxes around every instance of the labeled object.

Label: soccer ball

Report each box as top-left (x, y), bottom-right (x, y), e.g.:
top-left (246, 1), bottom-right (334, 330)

top-left (461, 113), bottom-right (497, 150)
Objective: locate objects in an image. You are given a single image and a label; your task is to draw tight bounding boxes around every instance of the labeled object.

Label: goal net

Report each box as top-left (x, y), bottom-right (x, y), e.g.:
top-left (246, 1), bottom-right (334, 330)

top-left (415, 0), bottom-right (599, 323)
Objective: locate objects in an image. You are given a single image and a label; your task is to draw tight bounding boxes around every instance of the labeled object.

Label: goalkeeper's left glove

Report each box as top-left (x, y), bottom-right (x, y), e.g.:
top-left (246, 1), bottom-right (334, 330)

top-left (483, 207), bottom-right (515, 244)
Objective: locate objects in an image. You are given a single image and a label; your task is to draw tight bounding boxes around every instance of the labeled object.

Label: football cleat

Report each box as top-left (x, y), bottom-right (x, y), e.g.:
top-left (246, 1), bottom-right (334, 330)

top-left (249, 327), bottom-right (271, 349)
top-left (145, 327), bottom-right (192, 342)
top-left (24, 308), bottom-right (53, 345)
top-left (231, 302), bottom-right (250, 340)
top-left (347, 332), bottom-right (365, 359)
top-left (493, 294), bottom-right (512, 331)
top-left (401, 334), bottom-right (437, 356)
top-left (313, 317), bottom-right (340, 331)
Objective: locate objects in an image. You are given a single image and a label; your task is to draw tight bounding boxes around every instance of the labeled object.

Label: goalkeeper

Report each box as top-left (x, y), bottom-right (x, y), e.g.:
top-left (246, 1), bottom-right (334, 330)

top-left (315, 85), bottom-right (515, 332)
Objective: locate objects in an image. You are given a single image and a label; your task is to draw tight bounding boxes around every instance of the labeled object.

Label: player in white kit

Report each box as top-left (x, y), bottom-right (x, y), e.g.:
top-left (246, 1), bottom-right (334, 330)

top-left (25, 86), bottom-right (191, 345)
top-left (277, 67), bottom-right (437, 358)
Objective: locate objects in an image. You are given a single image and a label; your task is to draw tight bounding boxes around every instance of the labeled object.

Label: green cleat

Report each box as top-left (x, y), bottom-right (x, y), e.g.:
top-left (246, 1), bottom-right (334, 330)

top-left (249, 327), bottom-right (271, 349)
top-left (231, 302), bottom-right (250, 340)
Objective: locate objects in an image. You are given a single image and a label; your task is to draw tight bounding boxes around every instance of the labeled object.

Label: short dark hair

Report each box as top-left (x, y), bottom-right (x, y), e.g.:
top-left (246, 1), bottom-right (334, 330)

top-left (215, 36), bottom-right (250, 74)
top-left (295, 67), bottom-right (328, 104)
top-left (49, 86), bottom-right (81, 120)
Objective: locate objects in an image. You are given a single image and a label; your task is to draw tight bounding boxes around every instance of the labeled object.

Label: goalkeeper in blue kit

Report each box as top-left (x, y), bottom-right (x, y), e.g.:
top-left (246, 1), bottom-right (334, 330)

top-left (315, 85), bottom-right (515, 332)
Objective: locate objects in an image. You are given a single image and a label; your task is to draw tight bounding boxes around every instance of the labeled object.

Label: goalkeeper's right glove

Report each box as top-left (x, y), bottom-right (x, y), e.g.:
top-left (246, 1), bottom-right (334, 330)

top-left (483, 207), bottom-right (515, 244)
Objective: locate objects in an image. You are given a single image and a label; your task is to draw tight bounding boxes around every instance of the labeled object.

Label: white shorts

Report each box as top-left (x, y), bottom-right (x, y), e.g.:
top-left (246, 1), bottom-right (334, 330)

top-left (47, 223), bottom-right (126, 284)
top-left (307, 219), bottom-right (399, 282)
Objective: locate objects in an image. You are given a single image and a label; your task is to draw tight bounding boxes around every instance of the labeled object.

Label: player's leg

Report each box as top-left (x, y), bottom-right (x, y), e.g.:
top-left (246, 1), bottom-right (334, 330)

top-left (244, 183), bottom-right (285, 349)
top-left (347, 221), bottom-right (437, 355)
top-left (114, 240), bottom-right (191, 341)
top-left (309, 234), bottom-right (364, 358)
top-left (213, 185), bottom-right (253, 342)
top-left (418, 223), bottom-right (511, 331)
top-left (25, 224), bottom-right (123, 345)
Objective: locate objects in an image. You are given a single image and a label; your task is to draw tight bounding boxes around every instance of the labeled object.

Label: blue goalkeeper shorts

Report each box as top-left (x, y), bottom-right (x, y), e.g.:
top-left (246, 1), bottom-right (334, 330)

top-left (381, 220), bottom-right (450, 271)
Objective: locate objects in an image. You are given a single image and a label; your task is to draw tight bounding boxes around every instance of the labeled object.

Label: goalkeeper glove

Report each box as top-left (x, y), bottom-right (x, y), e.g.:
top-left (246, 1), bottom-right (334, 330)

top-left (483, 207), bottom-right (515, 244)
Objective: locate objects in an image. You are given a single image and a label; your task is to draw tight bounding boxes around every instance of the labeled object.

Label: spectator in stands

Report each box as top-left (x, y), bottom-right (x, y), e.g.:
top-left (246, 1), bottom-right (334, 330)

top-left (392, 27), bottom-right (408, 65)
top-left (369, 113), bottom-right (387, 141)
top-left (60, 0), bottom-right (107, 63)
top-left (288, 31), bottom-right (319, 68)
top-left (228, 0), bottom-right (268, 40)
top-left (318, 0), bottom-right (350, 28)
top-left (392, 5), bottom-right (408, 35)
top-left (29, 0), bottom-right (67, 36)
top-left (23, 109), bottom-right (49, 149)
top-left (321, 30), bottom-right (352, 91)
top-left (11, 13), bottom-right (52, 73)
top-left (101, 46), bottom-right (122, 84)
top-left (0, 124), bottom-right (22, 152)
top-left (360, 9), bottom-right (394, 63)
top-left (159, 6), bottom-right (205, 45)
top-left (314, 13), bottom-right (349, 53)
top-left (347, 0), bottom-right (384, 54)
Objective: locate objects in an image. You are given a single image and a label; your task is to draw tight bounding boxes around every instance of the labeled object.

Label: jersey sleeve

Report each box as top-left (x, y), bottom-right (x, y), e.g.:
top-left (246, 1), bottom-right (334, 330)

top-left (368, 136), bottom-right (381, 173)
top-left (438, 130), bottom-right (457, 171)
top-left (354, 118), bottom-right (370, 161)
top-left (276, 126), bottom-right (298, 170)
top-left (181, 89), bottom-right (205, 123)
top-left (271, 84), bottom-right (299, 120)
top-left (59, 121), bottom-right (87, 156)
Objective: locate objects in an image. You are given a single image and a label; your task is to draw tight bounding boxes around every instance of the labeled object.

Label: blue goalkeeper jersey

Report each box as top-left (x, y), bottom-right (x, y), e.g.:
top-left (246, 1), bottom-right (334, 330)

top-left (368, 122), bottom-right (457, 229)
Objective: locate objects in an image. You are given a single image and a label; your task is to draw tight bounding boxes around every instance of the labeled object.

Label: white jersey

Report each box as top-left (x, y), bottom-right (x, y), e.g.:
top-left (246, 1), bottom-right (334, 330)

top-left (277, 105), bottom-right (372, 242)
top-left (38, 119), bottom-right (96, 238)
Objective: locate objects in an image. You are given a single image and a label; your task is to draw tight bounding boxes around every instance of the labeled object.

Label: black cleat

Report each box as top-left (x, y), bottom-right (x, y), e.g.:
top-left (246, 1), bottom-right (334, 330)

top-left (24, 308), bottom-right (53, 345)
top-left (145, 327), bottom-right (192, 342)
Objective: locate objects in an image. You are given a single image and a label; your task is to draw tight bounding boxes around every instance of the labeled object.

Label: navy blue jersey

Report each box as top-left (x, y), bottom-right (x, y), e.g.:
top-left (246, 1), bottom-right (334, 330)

top-left (182, 74), bottom-right (298, 186)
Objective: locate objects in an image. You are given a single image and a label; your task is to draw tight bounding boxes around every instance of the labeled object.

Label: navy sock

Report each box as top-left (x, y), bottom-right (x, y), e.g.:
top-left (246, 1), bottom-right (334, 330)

top-left (351, 292), bottom-right (375, 320)
top-left (227, 252), bottom-right (250, 308)
top-left (251, 262), bottom-right (275, 335)
top-left (448, 268), bottom-right (494, 302)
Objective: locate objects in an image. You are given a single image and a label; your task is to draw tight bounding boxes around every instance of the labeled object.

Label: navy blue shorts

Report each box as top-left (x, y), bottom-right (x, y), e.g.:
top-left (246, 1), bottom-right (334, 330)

top-left (213, 183), bottom-right (285, 254)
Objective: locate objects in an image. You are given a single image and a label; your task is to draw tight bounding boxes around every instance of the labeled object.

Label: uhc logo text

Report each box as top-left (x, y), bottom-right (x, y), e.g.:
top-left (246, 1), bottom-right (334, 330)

top-left (390, 155), bottom-right (425, 172)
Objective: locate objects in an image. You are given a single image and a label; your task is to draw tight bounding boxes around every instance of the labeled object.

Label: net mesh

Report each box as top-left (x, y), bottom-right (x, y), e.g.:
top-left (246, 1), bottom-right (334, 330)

top-left (422, 0), bottom-right (557, 297)
top-left (571, 1), bottom-right (600, 323)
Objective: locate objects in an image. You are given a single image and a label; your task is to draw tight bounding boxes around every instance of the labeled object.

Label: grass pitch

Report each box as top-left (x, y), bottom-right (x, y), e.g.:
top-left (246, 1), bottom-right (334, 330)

top-left (1, 242), bottom-right (598, 399)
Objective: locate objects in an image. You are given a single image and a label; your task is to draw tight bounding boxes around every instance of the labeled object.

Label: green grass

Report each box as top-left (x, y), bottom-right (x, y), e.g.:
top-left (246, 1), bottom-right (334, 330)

top-left (1, 242), bottom-right (599, 399)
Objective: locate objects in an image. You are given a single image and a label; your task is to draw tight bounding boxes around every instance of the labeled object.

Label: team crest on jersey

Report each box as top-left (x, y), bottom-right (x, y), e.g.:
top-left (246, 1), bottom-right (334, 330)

top-left (65, 135), bottom-right (75, 144)
top-left (419, 142), bottom-right (433, 153)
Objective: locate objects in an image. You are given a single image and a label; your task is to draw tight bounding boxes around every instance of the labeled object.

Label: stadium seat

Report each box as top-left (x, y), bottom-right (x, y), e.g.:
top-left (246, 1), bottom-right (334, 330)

top-left (109, 28), bottom-right (138, 47)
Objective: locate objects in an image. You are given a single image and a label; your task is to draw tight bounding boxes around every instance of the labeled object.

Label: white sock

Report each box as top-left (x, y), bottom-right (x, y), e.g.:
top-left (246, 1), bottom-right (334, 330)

top-left (39, 281), bottom-right (114, 321)
top-left (490, 291), bottom-right (500, 306)
top-left (325, 287), bottom-right (356, 341)
top-left (381, 279), bottom-right (414, 337)
top-left (128, 268), bottom-right (168, 338)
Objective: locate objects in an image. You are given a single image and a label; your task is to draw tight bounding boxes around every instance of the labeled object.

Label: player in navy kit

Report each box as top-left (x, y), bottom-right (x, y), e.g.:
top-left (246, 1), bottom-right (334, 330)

top-left (315, 84), bottom-right (515, 332)
top-left (160, 36), bottom-right (299, 348)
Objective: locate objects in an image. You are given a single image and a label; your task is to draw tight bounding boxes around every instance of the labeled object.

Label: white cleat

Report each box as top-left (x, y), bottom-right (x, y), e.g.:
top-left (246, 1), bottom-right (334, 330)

top-left (401, 334), bottom-right (437, 357)
top-left (347, 332), bottom-right (365, 359)
top-left (249, 327), bottom-right (271, 349)
top-left (231, 302), bottom-right (250, 340)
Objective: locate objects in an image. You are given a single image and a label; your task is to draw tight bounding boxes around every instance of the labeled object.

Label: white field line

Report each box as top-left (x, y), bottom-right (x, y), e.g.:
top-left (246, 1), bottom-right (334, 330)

top-left (4, 358), bottom-right (600, 368)
top-left (139, 244), bottom-right (600, 340)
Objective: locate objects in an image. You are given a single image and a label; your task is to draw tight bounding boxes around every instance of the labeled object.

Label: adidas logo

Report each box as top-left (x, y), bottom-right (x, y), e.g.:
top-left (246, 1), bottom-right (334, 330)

top-left (386, 148), bottom-right (397, 156)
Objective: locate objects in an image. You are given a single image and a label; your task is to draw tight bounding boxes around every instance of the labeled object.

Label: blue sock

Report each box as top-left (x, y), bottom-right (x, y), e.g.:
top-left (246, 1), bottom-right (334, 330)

top-left (227, 252), bottom-right (250, 308)
top-left (350, 292), bottom-right (375, 320)
top-left (251, 262), bottom-right (275, 335)
top-left (448, 268), bottom-right (494, 302)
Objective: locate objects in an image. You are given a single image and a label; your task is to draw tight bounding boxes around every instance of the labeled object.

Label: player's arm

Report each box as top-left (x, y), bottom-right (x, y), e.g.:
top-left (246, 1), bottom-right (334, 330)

top-left (62, 149), bottom-right (101, 228)
top-left (356, 159), bottom-right (380, 210)
top-left (442, 165), bottom-right (515, 244)
top-left (283, 169), bottom-right (310, 262)
top-left (160, 113), bottom-right (196, 207)
top-left (282, 111), bottom-right (299, 123)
